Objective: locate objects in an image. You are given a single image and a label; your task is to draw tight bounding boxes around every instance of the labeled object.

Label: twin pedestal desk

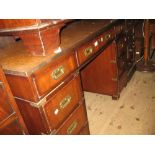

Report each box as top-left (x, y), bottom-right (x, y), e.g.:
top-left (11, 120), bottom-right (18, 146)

top-left (0, 20), bottom-right (140, 134)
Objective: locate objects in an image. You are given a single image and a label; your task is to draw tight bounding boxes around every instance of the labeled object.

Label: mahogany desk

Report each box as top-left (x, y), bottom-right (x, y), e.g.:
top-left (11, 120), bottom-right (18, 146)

top-left (0, 19), bottom-right (139, 134)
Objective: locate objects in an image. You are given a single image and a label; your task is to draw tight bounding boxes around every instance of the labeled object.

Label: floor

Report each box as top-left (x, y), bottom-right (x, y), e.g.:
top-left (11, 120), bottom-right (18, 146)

top-left (84, 71), bottom-right (155, 135)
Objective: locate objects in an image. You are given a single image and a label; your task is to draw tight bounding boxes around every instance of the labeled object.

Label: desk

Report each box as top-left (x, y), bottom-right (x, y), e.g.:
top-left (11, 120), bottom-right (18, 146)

top-left (0, 19), bottom-right (138, 134)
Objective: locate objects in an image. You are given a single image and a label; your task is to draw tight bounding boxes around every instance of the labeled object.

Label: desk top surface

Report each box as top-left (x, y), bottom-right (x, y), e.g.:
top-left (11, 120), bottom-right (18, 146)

top-left (0, 19), bottom-right (116, 76)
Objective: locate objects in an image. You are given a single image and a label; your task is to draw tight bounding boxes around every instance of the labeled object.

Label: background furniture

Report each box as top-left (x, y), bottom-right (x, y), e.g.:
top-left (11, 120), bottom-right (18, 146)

top-left (136, 19), bottom-right (155, 71)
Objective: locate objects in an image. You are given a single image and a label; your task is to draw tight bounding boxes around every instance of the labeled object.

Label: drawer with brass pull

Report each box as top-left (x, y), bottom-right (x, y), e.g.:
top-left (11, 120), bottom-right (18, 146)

top-left (104, 33), bottom-right (112, 41)
top-left (44, 75), bottom-right (82, 130)
top-left (77, 41), bottom-right (95, 65)
top-left (77, 28), bottom-right (115, 66)
top-left (55, 102), bottom-right (88, 135)
top-left (98, 28), bottom-right (115, 48)
top-left (32, 52), bottom-right (77, 98)
top-left (98, 32), bottom-right (112, 47)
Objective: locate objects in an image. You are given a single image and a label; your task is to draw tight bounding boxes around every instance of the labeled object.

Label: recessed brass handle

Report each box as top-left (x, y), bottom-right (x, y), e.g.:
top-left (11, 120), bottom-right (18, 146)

top-left (105, 34), bottom-right (111, 40)
top-left (84, 46), bottom-right (93, 57)
top-left (67, 120), bottom-right (78, 134)
top-left (51, 65), bottom-right (65, 80)
top-left (60, 95), bottom-right (72, 109)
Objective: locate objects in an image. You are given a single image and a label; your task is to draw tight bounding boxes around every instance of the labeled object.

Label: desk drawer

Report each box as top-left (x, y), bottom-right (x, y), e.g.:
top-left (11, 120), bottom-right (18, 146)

top-left (77, 41), bottom-right (95, 65)
top-left (98, 28), bottom-right (115, 48)
top-left (56, 103), bottom-right (87, 135)
top-left (33, 52), bottom-right (77, 97)
top-left (77, 28), bottom-right (115, 65)
top-left (44, 76), bottom-right (82, 130)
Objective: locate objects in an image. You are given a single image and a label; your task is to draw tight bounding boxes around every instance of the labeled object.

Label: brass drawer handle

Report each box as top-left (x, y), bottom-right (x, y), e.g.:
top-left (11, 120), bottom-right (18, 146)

top-left (51, 65), bottom-right (65, 80)
top-left (105, 34), bottom-right (111, 40)
top-left (67, 120), bottom-right (78, 134)
top-left (84, 47), bottom-right (93, 57)
top-left (60, 95), bottom-right (72, 109)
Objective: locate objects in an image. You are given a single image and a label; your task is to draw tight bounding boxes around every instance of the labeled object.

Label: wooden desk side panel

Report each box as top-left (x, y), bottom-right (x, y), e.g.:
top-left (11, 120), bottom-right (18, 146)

top-left (15, 98), bottom-right (49, 135)
top-left (6, 74), bottom-right (38, 102)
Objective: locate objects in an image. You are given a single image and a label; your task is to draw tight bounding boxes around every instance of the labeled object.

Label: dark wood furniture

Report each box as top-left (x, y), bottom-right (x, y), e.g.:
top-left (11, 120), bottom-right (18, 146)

top-left (136, 20), bottom-right (155, 71)
top-left (0, 66), bottom-right (28, 134)
top-left (0, 19), bottom-right (138, 134)
top-left (134, 20), bottom-right (144, 62)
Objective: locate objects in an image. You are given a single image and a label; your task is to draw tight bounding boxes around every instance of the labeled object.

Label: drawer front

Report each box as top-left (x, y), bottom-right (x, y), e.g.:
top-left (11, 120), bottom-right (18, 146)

top-left (44, 76), bottom-right (82, 130)
top-left (77, 28), bottom-right (115, 65)
top-left (98, 28), bottom-right (115, 48)
top-left (56, 103), bottom-right (87, 135)
top-left (77, 41), bottom-right (95, 65)
top-left (79, 124), bottom-right (90, 135)
top-left (0, 119), bottom-right (23, 135)
top-left (33, 53), bottom-right (77, 97)
top-left (0, 80), bottom-right (13, 123)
